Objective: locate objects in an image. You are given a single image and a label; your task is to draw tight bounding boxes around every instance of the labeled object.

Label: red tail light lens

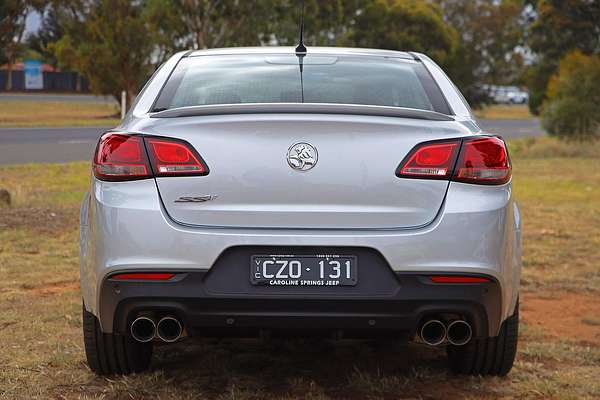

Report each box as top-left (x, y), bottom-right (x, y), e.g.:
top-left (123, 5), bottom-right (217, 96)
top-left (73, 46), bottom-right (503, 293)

top-left (94, 133), bottom-right (209, 181)
top-left (397, 136), bottom-right (511, 185)
top-left (94, 133), bottom-right (151, 181)
top-left (396, 140), bottom-right (460, 179)
top-left (453, 137), bottom-right (511, 185)
top-left (430, 275), bottom-right (492, 284)
top-left (109, 272), bottom-right (176, 281)
top-left (146, 138), bottom-right (209, 176)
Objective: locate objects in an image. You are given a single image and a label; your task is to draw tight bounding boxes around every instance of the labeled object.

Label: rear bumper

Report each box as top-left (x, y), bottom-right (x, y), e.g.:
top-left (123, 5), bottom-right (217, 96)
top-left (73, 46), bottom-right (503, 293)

top-left (81, 178), bottom-right (521, 336)
top-left (100, 269), bottom-right (502, 338)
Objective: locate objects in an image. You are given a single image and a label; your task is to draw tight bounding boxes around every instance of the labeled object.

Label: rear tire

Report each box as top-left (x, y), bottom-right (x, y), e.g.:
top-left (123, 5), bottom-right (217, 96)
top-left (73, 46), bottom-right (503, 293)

top-left (447, 301), bottom-right (518, 376)
top-left (82, 303), bottom-right (153, 375)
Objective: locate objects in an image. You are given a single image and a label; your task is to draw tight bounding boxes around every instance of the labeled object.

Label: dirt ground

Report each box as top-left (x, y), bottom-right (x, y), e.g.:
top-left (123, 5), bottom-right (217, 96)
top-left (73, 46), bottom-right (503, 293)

top-left (1, 140), bottom-right (600, 399)
top-left (521, 292), bottom-right (600, 346)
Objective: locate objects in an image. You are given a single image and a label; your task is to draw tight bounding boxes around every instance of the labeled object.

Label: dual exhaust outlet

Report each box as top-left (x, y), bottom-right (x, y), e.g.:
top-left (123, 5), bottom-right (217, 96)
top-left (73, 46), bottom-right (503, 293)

top-left (130, 316), bottom-right (183, 343)
top-left (420, 319), bottom-right (472, 346)
top-left (132, 315), bottom-right (470, 345)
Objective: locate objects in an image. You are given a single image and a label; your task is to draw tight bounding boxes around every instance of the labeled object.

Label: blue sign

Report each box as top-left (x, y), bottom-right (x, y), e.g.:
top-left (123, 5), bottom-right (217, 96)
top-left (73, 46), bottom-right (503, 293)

top-left (24, 60), bottom-right (43, 90)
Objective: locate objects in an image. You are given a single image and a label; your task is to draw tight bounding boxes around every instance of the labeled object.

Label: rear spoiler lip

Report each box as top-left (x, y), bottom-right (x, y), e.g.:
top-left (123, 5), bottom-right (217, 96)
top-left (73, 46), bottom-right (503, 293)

top-left (149, 103), bottom-right (455, 122)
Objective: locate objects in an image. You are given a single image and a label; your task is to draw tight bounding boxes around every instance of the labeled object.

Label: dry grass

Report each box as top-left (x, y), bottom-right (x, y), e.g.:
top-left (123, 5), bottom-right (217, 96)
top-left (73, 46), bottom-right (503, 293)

top-left (509, 136), bottom-right (600, 159)
top-left (475, 104), bottom-right (534, 120)
top-left (0, 101), bottom-right (535, 128)
top-left (0, 100), bottom-right (120, 127)
top-left (1, 137), bottom-right (599, 399)
top-left (509, 138), bottom-right (600, 293)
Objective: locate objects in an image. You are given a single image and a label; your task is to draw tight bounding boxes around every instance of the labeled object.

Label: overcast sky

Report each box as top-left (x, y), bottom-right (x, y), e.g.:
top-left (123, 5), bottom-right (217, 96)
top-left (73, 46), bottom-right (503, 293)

top-left (26, 11), bottom-right (41, 35)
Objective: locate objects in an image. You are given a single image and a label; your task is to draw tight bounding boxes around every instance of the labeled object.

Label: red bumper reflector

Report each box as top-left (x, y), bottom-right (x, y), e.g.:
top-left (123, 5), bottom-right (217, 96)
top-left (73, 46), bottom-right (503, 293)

top-left (430, 276), bottom-right (491, 283)
top-left (110, 273), bottom-right (176, 281)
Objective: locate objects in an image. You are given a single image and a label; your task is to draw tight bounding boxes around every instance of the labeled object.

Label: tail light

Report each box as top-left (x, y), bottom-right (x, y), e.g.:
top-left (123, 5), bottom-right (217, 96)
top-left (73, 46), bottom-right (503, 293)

top-left (430, 275), bottom-right (492, 284)
top-left (94, 133), bottom-right (209, 181)
top-left (396, 140), bottom-right (460, 179)
top-left (453, 136), bottom-right (511, 185)
top-left (109, 272), bottom-right (176, 281)
top-left (94, 133), bottom-right (151, 181)
top-left (146, 137), bottom-right (209, 176)
top-left (396, 136), bottom-right (510, 185)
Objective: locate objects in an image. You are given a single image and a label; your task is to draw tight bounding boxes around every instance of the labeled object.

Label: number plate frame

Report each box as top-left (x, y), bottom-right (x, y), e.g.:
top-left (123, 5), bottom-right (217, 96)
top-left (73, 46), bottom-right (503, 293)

top-left (250, 254), bottom-right (358, 286)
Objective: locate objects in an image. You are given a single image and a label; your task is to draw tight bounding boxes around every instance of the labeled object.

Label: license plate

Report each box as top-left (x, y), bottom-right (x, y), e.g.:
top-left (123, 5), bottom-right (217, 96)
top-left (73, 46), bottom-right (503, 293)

top-left (251, 254), bottom-right (357, 286)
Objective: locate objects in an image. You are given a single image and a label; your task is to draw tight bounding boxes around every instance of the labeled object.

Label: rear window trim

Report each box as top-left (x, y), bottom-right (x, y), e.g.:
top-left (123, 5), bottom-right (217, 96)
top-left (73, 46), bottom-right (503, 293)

top-left (186, 50), bottom-right (417, 60)
top-left (151, 53), bottom-right (454, 115)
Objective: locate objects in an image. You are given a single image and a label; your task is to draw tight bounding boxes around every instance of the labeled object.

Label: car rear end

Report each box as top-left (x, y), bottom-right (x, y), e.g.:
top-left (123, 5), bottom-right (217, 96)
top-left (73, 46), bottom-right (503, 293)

top-left (80, 47), bottom-right (521, 376)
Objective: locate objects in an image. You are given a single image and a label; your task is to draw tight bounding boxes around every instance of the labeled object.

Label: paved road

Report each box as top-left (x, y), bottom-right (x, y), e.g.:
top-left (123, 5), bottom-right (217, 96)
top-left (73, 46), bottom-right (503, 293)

top-left (478, 118), bottom-right (544, 139)
top-left (0, 126), bottom-right (108, 164)
top-left (0, 118), bottom-right (544, 165)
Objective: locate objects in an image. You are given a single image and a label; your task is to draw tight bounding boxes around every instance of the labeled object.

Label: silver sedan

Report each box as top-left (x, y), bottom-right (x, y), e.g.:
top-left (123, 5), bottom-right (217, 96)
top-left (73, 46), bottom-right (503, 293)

top-left (80, 46), bottom-right (521, 376)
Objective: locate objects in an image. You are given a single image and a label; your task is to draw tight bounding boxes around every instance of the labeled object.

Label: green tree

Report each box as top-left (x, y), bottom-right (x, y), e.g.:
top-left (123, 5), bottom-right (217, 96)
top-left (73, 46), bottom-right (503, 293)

top-left (345, 0), bottom-right (457, 68)
top-left (146, 0), bottom-right (271, 49)
top-left (0, 0), bottom-right (28, 90)
top-left (144, 0), bottom-right (365, 50)
top-left (26, 7), bottom-right (64, 68)
top-left (265, 0), bottom-right (368, 46)
top-left (435, 0), bottom-right (526, 106)
top-left (541, 50), bottom-right (600, 140)
top-left (50, 0), bottom-right (159, 105)
top-left (525, 0), bottom-right (600, 114)
top-left (144, 0), bottom-right (188, 61)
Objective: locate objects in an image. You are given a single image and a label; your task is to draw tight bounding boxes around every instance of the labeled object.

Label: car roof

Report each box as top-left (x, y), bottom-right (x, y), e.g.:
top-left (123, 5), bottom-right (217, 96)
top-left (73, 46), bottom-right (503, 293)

top-left (187, 46), bottom-right (416, 60)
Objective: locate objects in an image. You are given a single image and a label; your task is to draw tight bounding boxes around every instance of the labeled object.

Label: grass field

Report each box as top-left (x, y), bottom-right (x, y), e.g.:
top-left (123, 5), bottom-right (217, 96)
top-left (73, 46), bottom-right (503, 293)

top-left (0, 101), bottom-right (531, 129)
top-left (0, 100), bottom-right (120, 127)
top-left (1, 137), bottom-right (599, 399)
top-left (475, 104), bottom-right (534, 120)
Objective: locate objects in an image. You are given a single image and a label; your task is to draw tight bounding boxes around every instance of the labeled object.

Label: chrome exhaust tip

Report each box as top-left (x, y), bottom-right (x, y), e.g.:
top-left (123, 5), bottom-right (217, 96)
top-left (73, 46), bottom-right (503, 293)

top-left (156, 316), bottom-right (183, 343)
top-left (420, 319), bottom-right (446, 346)
top-left (447, 320), bottom-right (472, 346)
top-left (130, 316), bottom-right (156, 343)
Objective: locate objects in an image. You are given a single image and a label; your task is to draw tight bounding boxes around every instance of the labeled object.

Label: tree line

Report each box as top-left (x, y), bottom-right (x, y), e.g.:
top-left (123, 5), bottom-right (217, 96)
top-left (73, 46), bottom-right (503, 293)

top-left (2, 0), bottom-right (599, 140)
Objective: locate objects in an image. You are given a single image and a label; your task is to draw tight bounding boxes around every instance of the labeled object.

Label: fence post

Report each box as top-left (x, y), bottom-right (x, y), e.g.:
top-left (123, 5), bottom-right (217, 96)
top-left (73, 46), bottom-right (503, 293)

top-left (121, 90), bottom-right (127, 119)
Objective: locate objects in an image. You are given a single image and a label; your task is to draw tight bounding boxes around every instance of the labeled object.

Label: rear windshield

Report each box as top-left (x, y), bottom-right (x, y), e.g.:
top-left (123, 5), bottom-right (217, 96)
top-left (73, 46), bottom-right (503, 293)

top-left (153, 54), bottom-right (451, 114)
